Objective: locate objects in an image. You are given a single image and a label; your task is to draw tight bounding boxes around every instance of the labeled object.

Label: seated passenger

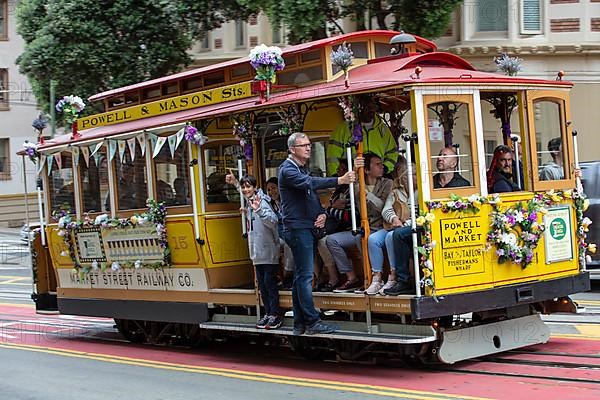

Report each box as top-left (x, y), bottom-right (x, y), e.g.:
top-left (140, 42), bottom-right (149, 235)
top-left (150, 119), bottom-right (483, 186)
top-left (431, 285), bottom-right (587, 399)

top-left (173, 177), bottom-right (191, 205)
top-left (207, 172), bottom-right (229, 203)
top-left (157, 180), bottom-right (174, 205)
top-left (327, 153), bottom-right (392, 293)
top-left (487, 145), bottom-right (520, 193)
top-left (539, 137), bottom-right (564, 181)
top-left (383, 159), bottom-right (419, 296)
top-left (433, 147), bottom-right (470, 189)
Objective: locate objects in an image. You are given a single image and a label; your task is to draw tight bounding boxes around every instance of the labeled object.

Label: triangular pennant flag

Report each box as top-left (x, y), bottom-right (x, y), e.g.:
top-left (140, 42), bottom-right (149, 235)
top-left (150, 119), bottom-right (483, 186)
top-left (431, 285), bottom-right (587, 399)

top-left (175, 127), bottom-right (185, 149)
top-left (147, 133), bottom-right (158, 156)
top-left (127, 138), bottom-right (137, 162)
top-left (54, 153), bottom-right (62, 170)
top-left (37, 155), bottom-right (46, 175)
top-left (72, 147), bottom-right (80, 167)
top-left (47, 155), bottom-right (54, 176)
top-left (93, 149), bottom-right (101, 166)
top-left (90, 142), bottom-right (102, 157)
top-left (137, 134), bottom-right (146, 156)
top-left (108, 140), bottom-right (117, 163)
top-left (168, 134), bottom-right (178, 158)
top-left (152, 136), bottom-right (167, 158)
top-left (118, 140), bottom-right (127, 164)
top-left (81, 146), bottom-right (90, 167)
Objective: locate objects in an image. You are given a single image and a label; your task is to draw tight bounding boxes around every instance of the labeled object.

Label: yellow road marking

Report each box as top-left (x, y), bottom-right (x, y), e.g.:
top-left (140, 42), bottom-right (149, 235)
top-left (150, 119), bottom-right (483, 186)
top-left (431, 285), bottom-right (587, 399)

top-left (575, 299), bottom-right (600, 306)
top-left (0, 342), bottom-right (490, 400)
top-left (0, 275), bottom-right (31, 280)
top-left (0, 302), bottom-right (34, 308)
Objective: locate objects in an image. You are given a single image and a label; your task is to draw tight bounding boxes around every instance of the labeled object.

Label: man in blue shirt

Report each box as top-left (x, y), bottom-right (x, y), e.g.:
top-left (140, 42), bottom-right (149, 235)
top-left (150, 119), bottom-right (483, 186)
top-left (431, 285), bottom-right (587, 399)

top-left (279, 132), bottom-right (356, 335)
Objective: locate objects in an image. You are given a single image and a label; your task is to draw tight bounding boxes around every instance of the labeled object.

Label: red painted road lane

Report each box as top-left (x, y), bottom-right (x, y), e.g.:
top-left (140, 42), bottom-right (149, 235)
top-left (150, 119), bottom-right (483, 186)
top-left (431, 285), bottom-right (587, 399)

top-left (488, 351), bottom-right (600, 367)
top-left (523, 338), bottom-right (600, 355)
top-left (1, 304), bottom-right (599, 400)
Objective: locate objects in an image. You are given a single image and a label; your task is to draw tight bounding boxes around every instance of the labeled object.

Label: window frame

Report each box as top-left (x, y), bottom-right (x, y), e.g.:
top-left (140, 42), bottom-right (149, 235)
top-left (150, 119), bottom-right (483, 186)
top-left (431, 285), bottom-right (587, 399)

top-left (0, 137), bottom-right (9, 180)
top-left (475, 0), bottom-right (509, 34)
top-left (77, 144), bottom-right (111, 217)
top-left (150, 138), bottom-right (193, 215)
top-left (0, 0), bottom-right (8, 41)
top-left (422, 94), bottom-right (482, 199)
top-left (111, 140), bottom-right (150, 215)
top-left (201, 140), bottom-right (244, 213)
top-left (234, 20), bottom-right (246, 49)
top-left (520, 0), bottom-right (543, 35)
top-left (526, 90), bottom-right (575, 192)
top-left (0, 68), bottom-right (8, 110)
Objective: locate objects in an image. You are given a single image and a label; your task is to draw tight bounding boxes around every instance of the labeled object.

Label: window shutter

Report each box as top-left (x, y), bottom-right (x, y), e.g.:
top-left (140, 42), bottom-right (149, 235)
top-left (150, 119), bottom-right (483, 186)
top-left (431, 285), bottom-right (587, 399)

top-left (521, 0), bottom-right (542, 34)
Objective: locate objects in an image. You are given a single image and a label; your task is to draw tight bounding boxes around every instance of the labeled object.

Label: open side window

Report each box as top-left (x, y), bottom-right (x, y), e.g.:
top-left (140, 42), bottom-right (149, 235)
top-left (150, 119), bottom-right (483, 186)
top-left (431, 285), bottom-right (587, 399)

top-left (423, 94), bottom-right (481, 199)
top-left (79, 145), bottom-right (110, 215)
top-left (47, 151), bottom-right (76, 217)
top-left (202, 142), bottom-right (244, 212)
top-left (526, 91), bottom-right (575, 192)
top-left (114, 142), bottom-right (148, 212)
top-left (152, 138), bottom-right (192, 213)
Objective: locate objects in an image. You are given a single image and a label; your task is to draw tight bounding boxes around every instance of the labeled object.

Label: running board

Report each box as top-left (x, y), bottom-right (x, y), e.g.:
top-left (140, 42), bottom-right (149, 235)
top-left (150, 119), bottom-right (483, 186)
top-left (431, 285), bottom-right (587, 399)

top-left (437, 313), bottom-right (550, 364)
top-left (199, 314), bottom-right (437, 344)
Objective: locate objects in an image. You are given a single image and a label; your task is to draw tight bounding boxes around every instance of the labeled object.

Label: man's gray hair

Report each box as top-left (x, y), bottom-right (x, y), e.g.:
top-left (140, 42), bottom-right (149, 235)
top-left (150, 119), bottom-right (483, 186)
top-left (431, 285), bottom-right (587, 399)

top-left (287, 132), bottom-right (308, 150)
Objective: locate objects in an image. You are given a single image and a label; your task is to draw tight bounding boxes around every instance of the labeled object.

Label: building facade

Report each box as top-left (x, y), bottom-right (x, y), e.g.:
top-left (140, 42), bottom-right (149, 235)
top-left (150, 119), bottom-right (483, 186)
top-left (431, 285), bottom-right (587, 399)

top-left (0, 0), bottom-right (40, 227)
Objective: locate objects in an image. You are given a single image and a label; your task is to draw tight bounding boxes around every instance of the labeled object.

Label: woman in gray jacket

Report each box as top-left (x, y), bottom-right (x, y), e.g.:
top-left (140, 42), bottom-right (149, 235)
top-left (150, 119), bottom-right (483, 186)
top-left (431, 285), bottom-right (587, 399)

top-left (240, 175), bottom-right (282, 329)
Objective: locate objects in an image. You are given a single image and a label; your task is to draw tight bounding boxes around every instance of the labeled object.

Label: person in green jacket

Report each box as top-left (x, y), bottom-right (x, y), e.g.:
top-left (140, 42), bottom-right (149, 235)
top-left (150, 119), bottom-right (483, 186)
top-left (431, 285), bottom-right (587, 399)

top-left (327, 95), bottom-right (398, 176)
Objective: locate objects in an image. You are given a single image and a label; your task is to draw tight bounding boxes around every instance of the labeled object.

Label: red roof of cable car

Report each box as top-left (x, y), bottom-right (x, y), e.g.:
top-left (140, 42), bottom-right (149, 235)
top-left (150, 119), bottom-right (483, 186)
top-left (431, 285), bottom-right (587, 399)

top-left (39, 52), bottom-right (572, 151)
top-left (88, 30), bottom-right (437, 102)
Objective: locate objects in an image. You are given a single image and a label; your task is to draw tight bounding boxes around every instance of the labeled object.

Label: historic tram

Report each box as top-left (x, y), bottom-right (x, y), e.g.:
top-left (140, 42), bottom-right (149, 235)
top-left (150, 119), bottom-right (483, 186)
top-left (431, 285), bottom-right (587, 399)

top-left (22, 30), bottom-right (591, 363)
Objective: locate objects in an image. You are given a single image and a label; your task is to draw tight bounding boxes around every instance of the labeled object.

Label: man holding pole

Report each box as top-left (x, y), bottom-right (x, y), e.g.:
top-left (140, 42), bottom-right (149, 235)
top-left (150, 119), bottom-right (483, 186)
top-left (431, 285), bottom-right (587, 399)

top-left (279, 132), bottom-right (356, 335)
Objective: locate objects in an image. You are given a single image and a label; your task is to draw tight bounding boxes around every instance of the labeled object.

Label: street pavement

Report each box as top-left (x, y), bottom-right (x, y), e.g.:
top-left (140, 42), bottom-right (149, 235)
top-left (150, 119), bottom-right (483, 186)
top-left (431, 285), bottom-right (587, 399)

top-left (0, 229), bottom-right (34, 304)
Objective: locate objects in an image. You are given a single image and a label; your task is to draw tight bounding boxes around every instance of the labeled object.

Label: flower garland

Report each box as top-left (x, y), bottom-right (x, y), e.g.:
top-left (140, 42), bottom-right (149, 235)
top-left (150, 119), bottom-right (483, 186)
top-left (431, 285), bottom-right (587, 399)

top-left (23, 141), bottom-right (40, 164)
top-left (55, 199), bottom-right (171, 275)
top-left (232, 113), bottom-right (255, 160)
top-left (249, 44), bottom-right (285, 84)
top-left (56, 95), bottom-right (85, 126)
top-left (275, 105), bottom-right (303, 136)
top-left (415, 211), bottom-right (437, 296)
top-left (183, 123), bottom-right (208, 145)
top-left (337, 96), bottom-right (363, 144)
top-left (427, 193), bottom-right (489, 214)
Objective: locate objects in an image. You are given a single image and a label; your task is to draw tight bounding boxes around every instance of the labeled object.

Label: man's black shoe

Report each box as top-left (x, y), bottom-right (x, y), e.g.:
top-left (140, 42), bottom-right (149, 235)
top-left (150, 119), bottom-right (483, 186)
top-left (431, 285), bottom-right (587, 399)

top-left (383, 280), bottom-right (413, 296)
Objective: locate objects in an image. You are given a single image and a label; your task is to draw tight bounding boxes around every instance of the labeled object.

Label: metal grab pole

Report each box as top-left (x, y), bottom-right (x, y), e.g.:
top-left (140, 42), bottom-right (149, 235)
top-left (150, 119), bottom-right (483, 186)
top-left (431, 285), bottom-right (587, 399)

top-left (346, 146), bottom-right (357, 232)
top-left (37, 187), bottom-right (46, 246)
top-left (511, 134), bottom-right (522, 190)
top-left (237, 158), bottom-right (247, 236)
top-left (452, 143), bottom-right (460, 172)
top-left (404, 134), bottom-right (421, 298)
top-left (572, 130), bottom-right (583, 193)
top-left (189, 144), bottom-right (200, 241)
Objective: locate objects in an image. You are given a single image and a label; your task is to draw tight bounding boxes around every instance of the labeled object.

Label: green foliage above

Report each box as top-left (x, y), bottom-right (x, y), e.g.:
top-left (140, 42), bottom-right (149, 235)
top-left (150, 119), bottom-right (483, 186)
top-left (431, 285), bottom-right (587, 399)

top-left (16, 0), bottom-right (258, 118)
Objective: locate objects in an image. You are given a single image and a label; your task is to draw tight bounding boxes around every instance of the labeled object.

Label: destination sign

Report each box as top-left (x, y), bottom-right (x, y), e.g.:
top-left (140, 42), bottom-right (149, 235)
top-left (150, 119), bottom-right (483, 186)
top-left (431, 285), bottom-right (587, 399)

top-left (77, 81), bottom-right (252, 131)
top-left (440, 216), bottom-right (486, 276)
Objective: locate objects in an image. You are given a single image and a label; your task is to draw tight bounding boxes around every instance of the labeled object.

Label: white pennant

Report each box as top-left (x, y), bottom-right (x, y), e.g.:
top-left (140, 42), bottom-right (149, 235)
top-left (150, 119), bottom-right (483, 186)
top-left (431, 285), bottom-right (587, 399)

top-left (175, 127), bottom-right (185, 149)
top-left (47, 155), bottom-right (54, 176)
top-left (72, 147), bottom-right (80, 167)
top-left (37, 155), bottom-right (46, 175)
top-left (118, 140), bottom-right (127, 163)
top-left (54, 153), bottom-right (62, 170)
top-left (127, 138), bottom-right (137, 162)
top-left (152, 136), bottom-right (167, 158)
top-left (147, 133), bottom-right (158, 156)
top-left (90, 142), bottom-right (102, 157)
top-left (137, 134), bottom-right (146, 156)
top-left (108, 140), bottom-right (117, 163)
top-left (81, 146), bottom-right (90, 167)
top-left (168, 134), bottom-right (178, 158)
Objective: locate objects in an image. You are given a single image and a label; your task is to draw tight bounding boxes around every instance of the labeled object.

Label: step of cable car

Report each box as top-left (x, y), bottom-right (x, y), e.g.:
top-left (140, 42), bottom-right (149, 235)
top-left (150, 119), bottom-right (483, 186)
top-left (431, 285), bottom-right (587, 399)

top-left (199, 314), bottom-right (437, 344)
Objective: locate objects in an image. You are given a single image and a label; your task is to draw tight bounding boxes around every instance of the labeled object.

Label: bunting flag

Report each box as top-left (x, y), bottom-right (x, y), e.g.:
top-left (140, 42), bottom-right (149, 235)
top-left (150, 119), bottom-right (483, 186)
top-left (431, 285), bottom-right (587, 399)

top-left (81, 146), bottom-right (90, 167)
top-left (108, 140), bottom-right (117, 163)
top-left (168, 134), bottom-right (178, 158)
top-left (37, 155), bottom-right (46, 175)
top-left (118, 140), bottom-right (127, 163)
top-left (152, 136), bottom-right (167, 158)
top-left (127, 138), bottom-right (137, 162)
top-left (90, 142), bottom-right (102, 157)
top-left (147, 133), bottom-right (158, 156)
top-left (54, 153), bottom-right (62, 170)
top-left (175, 127), bottom-right (185, 150)
top-left (72, 146), bottom-right (80, 167)
top-left (47, 155), bottom-right (53, 176)
top-left (93, 148), bottom-right (101, 166)
top-left (137, 134), bottom-right (146, 156)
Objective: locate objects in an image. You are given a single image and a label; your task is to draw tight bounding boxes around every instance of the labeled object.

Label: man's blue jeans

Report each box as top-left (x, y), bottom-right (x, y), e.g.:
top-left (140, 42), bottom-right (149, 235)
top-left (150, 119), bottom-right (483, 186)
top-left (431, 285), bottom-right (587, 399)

top-left (282, 228), bottom-right (320, 329)
top-left (384, 226), bottom-right (413, 282)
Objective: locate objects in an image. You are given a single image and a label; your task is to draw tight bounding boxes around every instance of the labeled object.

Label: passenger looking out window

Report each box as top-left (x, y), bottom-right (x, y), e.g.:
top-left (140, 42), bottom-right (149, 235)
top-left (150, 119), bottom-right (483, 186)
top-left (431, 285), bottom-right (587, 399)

top-left (539, 137), bottom-right (564, 181)
top-left (487, 145), bottom-right (519, 193)
top-left (153, 140), bottom-right (191, 207)
top-left (114, 143), bottom-right (147, 211)
top-left (433, 147), bottom-right (471, 189)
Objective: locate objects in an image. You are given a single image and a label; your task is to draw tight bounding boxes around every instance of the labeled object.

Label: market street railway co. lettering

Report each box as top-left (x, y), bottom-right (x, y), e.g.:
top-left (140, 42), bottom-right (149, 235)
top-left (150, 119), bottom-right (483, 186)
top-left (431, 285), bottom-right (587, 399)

top-left (77, 81), bottom-right (252, 130)
top-left (441, 217), bottom-right (486, 276)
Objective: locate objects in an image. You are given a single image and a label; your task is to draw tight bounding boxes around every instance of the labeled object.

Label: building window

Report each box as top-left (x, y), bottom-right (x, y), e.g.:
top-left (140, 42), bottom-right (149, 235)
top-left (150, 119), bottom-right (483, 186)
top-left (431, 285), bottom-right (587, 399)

top-left (272, 25), bottom-right (283, 44)
top-left (0, 68), bottom-right (8, 109)
top-left (521, 0), bottom-right (542, 34)
top-left (477, 0), bottom-right (508, 32)
top-left (0, 0), bottom-right (7, 40)
top-left (235, 20), bottom-right (246, 48)
top-left (199, 34), bottom-right (210, 51)
top-left (0, 138), bottom-right (9, 180)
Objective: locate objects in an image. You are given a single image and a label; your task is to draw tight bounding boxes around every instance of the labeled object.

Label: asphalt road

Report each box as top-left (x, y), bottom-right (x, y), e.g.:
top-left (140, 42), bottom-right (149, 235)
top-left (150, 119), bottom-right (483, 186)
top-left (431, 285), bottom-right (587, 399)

top-left (0, 230), bottom-right (34, 304)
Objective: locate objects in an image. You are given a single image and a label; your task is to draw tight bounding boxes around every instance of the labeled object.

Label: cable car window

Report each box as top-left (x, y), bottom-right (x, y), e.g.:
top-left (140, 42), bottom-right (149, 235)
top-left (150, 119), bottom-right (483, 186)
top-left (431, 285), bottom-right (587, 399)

top-left (79, 146), bottom-right (110, 214)
top-left (425, 100), bottom-right (476, 195)
top-left (155, 141), bottom-right (190, 207)
top-left (203, 143), bottom-right (244, 204)
top-left (153, 140), bottom-right (190, 207)
top-left (263, 135), bottom-right (288, 180)
top-left (114, 143), bottom-right (147, 211)
top-left (48, 152), bottom-right (75, 215)
top-left (309, 140), bottom-right (327, 177)
top-left (535, 100), bottom-right (567, 181)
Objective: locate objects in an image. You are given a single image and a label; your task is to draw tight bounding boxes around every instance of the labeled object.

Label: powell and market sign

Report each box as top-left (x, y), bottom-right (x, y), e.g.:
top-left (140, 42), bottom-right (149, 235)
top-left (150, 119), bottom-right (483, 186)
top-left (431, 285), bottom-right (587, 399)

top-left (77, 81), bottom-right (252, 131)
